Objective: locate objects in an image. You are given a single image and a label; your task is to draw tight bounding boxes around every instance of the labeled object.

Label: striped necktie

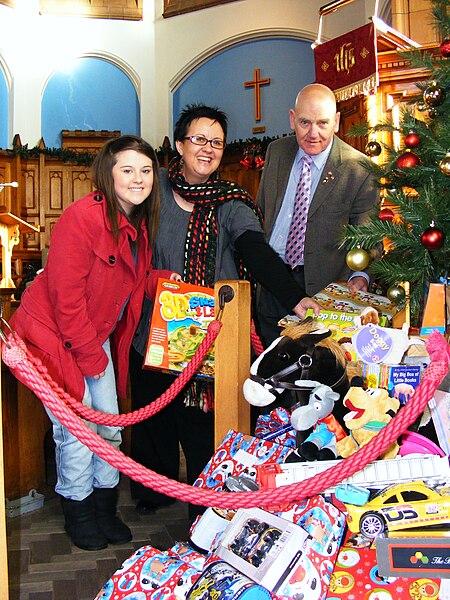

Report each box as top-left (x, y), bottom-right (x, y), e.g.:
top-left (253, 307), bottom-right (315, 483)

top-left (285, 154), bottom-right (312, 268)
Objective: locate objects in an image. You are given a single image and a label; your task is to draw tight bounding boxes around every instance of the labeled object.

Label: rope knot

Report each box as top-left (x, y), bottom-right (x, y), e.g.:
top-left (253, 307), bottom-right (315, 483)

top-left (2, 334), bottom-right (27, 368)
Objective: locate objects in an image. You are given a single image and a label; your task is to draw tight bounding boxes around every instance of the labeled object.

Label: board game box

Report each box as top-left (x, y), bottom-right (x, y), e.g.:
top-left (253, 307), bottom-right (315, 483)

top-left (144, 278), bottom-right (215, 377)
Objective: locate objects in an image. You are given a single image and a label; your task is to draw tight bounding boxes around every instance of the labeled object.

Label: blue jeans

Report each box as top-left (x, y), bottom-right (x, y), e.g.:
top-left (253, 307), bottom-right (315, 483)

top-left (46, 338), bottom-right (122, 501)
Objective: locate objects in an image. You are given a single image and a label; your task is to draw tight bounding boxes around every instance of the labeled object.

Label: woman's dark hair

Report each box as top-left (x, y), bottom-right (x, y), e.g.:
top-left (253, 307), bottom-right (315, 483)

top-left (91, 135), bottom-right (160, 245)
top-left (173, 104), bottom-right (228, 142)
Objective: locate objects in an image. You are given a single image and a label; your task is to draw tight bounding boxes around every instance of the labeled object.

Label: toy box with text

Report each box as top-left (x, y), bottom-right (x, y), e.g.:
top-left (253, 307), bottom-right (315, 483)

top-left (144, 278), bottom-right (215, 377)
top-left (278, 283), bottom-right (397, 362)
top-left (376, 531), bottom-right (450, 580)
top-left (215, 507), bottom-right (313, 594)
top-left (312, 282), bottom-right (400, 322)
top-left (326, 530), bottom-right (445, 599)
top-left (361, 363), bottom-right (423, 403)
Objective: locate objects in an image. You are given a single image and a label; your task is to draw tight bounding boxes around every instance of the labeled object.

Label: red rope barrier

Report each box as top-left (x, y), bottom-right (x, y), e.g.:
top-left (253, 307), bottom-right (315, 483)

top-left (5, 321), bottom-right (222, 427)
top-left (2, 330), bottom-right (448, 509)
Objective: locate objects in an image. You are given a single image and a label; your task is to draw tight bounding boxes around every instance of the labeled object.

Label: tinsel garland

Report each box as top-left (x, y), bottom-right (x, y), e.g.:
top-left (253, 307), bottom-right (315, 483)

top-left (8, 133), bottom-right (292, 167)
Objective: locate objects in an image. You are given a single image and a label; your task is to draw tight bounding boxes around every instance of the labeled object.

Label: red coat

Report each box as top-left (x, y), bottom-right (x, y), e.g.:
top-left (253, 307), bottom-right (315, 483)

top-left (10, 192), bottom-right (171, 400)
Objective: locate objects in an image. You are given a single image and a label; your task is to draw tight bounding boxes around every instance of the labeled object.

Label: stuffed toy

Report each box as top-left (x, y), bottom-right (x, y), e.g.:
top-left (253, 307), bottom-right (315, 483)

top-left (351, 322), bottom-right (413, 365)
top-left (243, 318), bottom-right (349, 429)
top-left (335, 377), bottom-right (401, 460)
top-left (288, 383), bottom-right (347, 462)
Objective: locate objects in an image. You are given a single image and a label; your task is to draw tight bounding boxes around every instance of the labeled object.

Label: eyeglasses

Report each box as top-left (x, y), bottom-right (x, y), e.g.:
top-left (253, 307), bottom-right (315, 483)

top-left (183, 135), bottom-right (226, 150)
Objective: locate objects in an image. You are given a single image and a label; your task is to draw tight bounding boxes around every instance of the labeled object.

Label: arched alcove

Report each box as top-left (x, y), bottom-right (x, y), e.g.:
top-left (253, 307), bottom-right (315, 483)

top-left (172, 36), bottom-right (316, 143)
top-left (41, 55), bottom-right (140, 149)
top-left (0, 56), bottom-right (11, 149)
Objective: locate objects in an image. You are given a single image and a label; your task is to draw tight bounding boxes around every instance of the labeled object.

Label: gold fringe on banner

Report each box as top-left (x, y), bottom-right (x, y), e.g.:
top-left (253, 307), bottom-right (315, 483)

top-left (334, 74), bottom-right (378, 102)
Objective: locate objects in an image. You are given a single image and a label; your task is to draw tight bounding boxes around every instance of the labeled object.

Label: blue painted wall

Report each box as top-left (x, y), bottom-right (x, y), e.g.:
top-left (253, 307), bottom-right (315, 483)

top-left (173, 38), bottom-right (315, 143)
top-left (0, 69), bottom-right (8, 149)
top-left (41, 57), bottom-right (139, 149)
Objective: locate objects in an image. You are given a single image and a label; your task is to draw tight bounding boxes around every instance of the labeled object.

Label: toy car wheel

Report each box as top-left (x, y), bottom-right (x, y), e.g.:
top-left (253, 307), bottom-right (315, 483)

top-left (359, 512), bottom-right (386, 538)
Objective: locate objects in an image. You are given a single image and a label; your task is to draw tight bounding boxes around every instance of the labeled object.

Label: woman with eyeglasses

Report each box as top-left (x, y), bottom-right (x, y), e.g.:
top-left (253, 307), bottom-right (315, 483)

top-left (129, 104), bottom-right (319, 519)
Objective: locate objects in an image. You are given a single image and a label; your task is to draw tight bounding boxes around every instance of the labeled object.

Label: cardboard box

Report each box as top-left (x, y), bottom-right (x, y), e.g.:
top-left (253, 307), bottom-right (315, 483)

top-left (144, 278), bottom-right (215, 377)
top-left (312, 282), bottom-right (399, 321)
top-left (376, 533), bottom-right (450, 579)
top-left (215, 507), bottom-right (312, 593)
top-left (361, 363), bottom-right (423, 402)
top-left (327, 530), bottom-right (445, 598)
top-left (420, 282), bottom-right (446, 337)
top-left (278, 283), bottom-right (396, 362)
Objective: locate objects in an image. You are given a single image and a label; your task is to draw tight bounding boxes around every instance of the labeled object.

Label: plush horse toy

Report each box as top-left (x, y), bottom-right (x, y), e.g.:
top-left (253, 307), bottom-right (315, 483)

top-left (288, 383), bottom-right (347, 462)
top-left (244, 318), bottom-right (350, 455)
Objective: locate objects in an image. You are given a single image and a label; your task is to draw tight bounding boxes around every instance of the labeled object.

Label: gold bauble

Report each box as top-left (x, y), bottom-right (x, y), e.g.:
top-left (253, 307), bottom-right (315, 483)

top-left (346, 248), bottom-right (370, 270)
top-left (439, 152), bottom-right (450, 176)
top-left (387, 284), bottom-right (406, 304)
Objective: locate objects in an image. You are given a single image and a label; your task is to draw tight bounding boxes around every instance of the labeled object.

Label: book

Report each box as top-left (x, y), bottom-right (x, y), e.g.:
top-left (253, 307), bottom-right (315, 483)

top-left (144, 278), bottom-right (215, 377)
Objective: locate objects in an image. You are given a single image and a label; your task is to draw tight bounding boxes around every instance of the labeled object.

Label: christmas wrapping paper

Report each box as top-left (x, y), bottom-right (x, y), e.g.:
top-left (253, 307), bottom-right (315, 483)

top-left (326, 532), bottom-right (443, 600)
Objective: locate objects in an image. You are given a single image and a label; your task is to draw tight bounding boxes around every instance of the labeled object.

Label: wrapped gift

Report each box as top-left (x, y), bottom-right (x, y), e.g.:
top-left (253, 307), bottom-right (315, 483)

top-left (193, 429), bottom-right (293, 491)
top-left (254, 407), bottom-right (297, 449)
top-left (326, 531), bottom-right (444, 599)
top-left (94, 544), bottom-right (202, 600)
top-left (254, 494), bottom-right (346, 600)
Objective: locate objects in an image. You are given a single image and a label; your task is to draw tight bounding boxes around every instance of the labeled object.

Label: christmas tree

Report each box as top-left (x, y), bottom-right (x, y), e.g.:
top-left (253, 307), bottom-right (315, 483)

top-left (343, 0), bottom-right (450, 327)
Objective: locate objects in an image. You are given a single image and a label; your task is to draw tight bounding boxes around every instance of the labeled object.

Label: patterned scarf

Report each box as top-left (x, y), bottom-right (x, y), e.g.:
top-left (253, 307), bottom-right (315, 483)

top-left (168, 156), bottom-right (263, 411)
top-left (168, 156), bottom-right (263, 287)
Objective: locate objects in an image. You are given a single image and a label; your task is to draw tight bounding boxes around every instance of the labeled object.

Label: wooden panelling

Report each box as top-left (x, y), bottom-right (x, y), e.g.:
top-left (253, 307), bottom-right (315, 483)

top-left (163, 0), bottom-right (240, 18)
top-left (39, 0), bottom-right (142, 20)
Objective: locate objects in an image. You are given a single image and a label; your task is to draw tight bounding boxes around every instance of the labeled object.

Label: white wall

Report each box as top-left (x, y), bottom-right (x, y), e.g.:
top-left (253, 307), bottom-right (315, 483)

top-left (0, 0), bottom-right (379, 148)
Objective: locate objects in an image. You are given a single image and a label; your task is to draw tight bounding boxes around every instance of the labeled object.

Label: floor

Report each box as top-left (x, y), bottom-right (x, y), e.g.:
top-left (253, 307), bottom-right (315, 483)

top-left (6, 476), bottom-right (193, 600)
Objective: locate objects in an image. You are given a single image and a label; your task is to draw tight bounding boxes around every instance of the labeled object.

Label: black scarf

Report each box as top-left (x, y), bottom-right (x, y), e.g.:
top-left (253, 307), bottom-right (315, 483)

top-left (168, 156), bottom-right (263, 287)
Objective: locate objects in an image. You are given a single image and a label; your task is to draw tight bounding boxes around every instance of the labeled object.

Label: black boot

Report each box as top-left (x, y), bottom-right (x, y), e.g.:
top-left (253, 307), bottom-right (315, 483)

top-left (60, 494), bottom-right (108, 551)
top-left (93, 487), bottom-right (132, 545)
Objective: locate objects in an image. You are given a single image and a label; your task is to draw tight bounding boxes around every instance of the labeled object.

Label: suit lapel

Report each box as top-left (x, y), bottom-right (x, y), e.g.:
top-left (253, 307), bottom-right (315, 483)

top-left (274, 137), bottom-right (298, 217)
top-left (308, 136), bottom-right (343, 218)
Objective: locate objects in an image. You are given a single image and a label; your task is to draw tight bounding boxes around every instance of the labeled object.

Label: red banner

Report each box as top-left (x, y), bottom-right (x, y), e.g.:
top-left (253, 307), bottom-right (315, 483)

top-left (314, 23), bottom-right (378, 101)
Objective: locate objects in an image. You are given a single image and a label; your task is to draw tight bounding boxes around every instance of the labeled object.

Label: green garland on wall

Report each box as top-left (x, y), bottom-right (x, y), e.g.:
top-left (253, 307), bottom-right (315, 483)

top-left (9, 133), bottom-right (292, 166)
top-left (11, 144), bottom-right (97, 166)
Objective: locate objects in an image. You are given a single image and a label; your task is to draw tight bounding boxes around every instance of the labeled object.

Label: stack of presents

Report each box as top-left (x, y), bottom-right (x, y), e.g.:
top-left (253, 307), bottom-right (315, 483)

top-left (96, 281), bottom-right (450, 600)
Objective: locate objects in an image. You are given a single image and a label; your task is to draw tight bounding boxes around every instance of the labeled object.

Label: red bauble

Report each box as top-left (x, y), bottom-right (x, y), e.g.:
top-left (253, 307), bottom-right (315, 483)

top-left (240, 156), bottom-right (253, 168)
top-left (421, 225), bottom-right (445, 251)
top-left (404, 132), bottom-right (420, 148)
top-left (379, 208), bottom-right (394, 221)
top-left (396, 151), bottom-right (421, 169)
top-left (254, 155), bottom-right (265, 169)
top-left (440, 39), bottom-right (450, 57)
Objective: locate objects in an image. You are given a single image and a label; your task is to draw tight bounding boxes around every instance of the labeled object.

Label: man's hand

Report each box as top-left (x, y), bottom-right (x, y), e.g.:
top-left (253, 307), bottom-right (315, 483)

top-left (292, 297), bottom-right (321, 321)
top-left (348, 276), bottom-right (369, 293)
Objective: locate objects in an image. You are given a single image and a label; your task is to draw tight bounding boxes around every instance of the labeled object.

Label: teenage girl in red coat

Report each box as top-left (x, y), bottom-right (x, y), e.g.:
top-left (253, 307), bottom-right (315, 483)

top-left (9, 135), bottom-right (177, 551)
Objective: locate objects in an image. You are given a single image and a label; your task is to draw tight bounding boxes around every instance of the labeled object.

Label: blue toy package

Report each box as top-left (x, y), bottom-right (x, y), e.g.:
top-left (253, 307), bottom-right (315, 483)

top-left (186, 560), bottom-right (271, 600)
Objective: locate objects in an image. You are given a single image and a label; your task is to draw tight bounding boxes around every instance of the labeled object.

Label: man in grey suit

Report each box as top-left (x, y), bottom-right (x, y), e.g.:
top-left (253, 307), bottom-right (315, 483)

top-left (257, 83), bottom-right (379, 345)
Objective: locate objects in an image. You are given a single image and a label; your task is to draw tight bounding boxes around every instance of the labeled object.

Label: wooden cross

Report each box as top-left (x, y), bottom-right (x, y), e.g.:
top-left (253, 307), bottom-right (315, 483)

top-left (244, 68), bottom-right (271, 122)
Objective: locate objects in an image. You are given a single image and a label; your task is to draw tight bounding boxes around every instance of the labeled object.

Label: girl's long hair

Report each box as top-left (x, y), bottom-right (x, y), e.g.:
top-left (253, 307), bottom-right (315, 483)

top-left (91, 134), bottom-right (160, 244)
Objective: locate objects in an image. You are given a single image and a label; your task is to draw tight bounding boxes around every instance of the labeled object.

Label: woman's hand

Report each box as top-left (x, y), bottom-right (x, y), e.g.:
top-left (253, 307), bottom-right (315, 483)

top-left (292, 297), bottom-right (321, 321)
top-left (170, 272), bottom-right (183, 282)
top-left (92, 371), bottom-right (106, 380)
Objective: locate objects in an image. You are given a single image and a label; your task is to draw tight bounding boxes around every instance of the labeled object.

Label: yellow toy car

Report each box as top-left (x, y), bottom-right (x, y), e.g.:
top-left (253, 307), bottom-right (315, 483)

top-left (344, 480), bottom-right (450, 539)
